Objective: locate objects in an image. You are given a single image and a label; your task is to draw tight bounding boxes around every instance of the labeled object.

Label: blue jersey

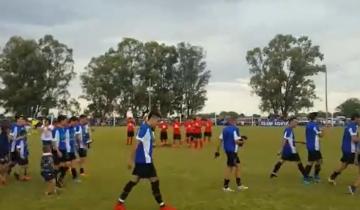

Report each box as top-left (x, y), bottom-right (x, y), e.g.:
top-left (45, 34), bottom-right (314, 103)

top-left (220, 125), bottom-right (241, 153)
top-left (135, 123), bottom-right (153, 164)
top-left (74, 124), bottom-right (83, 148)
top-left (10, 124), bottom-right (26, 152)
top-left (0, 132), bottom-right (10, 156)
top-left (342, 122), bottom-right (358, 154)
top-left (16, 138), bottom-right (29, 159)
top-left (53, 127), bottom-right (70, 152)
top-left (66, 126), bottom-right (76, 153)
top-left (306, 121), bottom-right (322, 151)
top-left (282, 127), bottom-right (296, 155)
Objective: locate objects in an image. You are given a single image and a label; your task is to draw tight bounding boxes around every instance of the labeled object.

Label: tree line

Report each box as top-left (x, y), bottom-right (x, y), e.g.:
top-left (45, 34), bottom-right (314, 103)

top-left (0, 34), bottom-right (358, 118)
top-left (0, 36), bottom-right (210, 118)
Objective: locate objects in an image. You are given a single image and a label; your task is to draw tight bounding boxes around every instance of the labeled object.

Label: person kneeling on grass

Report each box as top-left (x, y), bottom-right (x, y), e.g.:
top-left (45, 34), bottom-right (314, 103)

top-left (215, 116), bottom-right (248, 192)
top-left (41, 146), bottom-right (57, 195)
top-left (270, 116), bottom-right (311, 184)
top-left (114, 110), bottom-right (176, 210)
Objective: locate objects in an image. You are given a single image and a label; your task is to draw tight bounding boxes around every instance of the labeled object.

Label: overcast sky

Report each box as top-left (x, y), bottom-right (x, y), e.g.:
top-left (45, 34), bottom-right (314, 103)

top-left (0, 0), bottom-right (359, 114)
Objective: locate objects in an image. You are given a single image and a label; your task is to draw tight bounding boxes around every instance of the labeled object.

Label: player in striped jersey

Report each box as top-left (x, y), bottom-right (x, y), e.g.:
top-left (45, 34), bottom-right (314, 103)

top-left (270, 117), bottom-right (310, 184)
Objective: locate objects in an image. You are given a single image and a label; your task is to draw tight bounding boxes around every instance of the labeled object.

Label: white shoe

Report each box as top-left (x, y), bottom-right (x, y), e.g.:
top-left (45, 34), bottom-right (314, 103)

top-left (237, 185), bottom-right (249, 191)
top-left (73, 179), bottom-right (82, 183)
top-left (328, 178), bottom-right (336, 186)
top-left (223, 187), bottom-right (235, 192)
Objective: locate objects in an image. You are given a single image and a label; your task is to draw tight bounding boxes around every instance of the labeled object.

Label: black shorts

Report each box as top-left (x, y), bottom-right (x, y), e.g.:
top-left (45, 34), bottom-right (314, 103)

top-left (42, 140), bottom-right (53, 147)
top-left (127, 131), bottom-right (134, 137)
top-left (132, 163), bottom-right (157, 178)
top-left (10, 151), bottom-right (17, 162)
top-left (173, 134), bottom-right (181, 140)
top-left (18, 158), bottom-right (29, 166)
top-left (186, 133), bottom-right (193, 138)
top-left (226, 152), bottom-right (240, 167)
top-left (78, 148), bottom-right (87, 158)
top-left (282, 153), bottom-right (301, 162)
top-left (308, 151), bottom-right (323, 162)
top-left (59, 150), bottom-right (70, 162)
top-left (160, 132), bottom-right (168, 140)
top-left (52, 150), bottom-right (61, 165)
top-left (0, 154), bottom-right (9, 165)
top-left (41, 171), bottom-right (55, 182)
top-left (341, 153), bottom-right (356, 164)
top-left (69, 152), bottom-right (77, 161)
top-left (204, 132), bottom-right (212, 137)
top-left (193, 133), bottom-right (202, 139)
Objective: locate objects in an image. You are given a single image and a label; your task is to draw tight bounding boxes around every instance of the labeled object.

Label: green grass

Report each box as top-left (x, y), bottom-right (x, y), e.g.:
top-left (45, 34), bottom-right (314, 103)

top-left (0, 126), bottom-right (359, 210)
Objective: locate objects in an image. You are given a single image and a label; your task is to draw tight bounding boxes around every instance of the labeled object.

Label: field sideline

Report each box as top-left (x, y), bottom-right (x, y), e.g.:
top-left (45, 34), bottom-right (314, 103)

top-left (0, 126), bottom-right (359, 210)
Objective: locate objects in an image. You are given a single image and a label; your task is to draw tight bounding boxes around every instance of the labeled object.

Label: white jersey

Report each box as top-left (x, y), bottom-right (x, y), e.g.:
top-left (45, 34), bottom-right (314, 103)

top-left (41, 125), bottom-right (53, 141)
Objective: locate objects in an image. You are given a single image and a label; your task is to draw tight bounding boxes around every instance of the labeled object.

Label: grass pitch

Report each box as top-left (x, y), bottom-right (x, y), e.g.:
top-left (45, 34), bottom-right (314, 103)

top-left (0, 126), bottom-right (359, 210)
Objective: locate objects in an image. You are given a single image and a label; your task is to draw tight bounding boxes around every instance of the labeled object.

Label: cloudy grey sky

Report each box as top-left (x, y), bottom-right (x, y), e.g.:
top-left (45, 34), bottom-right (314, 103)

top-left (0, 0), bottom-right (359, 114)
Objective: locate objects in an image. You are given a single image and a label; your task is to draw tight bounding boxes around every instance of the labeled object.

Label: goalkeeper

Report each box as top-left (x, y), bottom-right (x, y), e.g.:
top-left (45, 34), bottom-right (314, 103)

top-left (215, 116), bottom-right (249, 192)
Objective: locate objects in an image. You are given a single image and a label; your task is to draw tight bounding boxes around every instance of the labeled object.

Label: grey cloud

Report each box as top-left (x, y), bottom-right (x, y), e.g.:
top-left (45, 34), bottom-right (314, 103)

top-left (0, 0), bottom-right (359, 112)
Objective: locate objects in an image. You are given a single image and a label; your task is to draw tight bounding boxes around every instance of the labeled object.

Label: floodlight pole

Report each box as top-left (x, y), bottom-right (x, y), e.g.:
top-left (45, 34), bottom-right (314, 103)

top-left (325, 69), bottom-right (329, 126)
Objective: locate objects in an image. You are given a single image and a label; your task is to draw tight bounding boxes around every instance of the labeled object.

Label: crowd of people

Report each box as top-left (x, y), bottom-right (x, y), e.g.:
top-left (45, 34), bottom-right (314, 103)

top-left (0, 114), bottom-right (92, 195)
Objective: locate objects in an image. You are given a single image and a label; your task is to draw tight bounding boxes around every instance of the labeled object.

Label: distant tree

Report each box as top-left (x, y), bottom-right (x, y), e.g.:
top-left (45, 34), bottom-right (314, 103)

top-left (336, 98), bottom-right (360, 117)
top-left (176, 42), bottom-right (211, 117)
top-left (57, 97), bottom-right (81, 116)
top-left (219, 111), bottom-right (239, 119)
top-left (247, 34), bottom-right (326, 117)
top-left (0, 35), bottom-right (75, 116)
top-left (252, 114), bottom-right (261, 118)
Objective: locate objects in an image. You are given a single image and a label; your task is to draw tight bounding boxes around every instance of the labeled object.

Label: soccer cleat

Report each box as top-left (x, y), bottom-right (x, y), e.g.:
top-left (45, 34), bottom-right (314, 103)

top-left (14, 173), bottom-right (20, 181)
top-left (73, 178), bottom-right (82, 183)
top-left (270, 173), bottom-right (278, 178)
top-left (328, 178), bottom-right (336, 186)
top-left (313, 175), bottom-right (321, 183)
top-left (223, 187), bottom-right (235, 192)
top-left (114, 202), bottom-right (126, 210)
top-left (160, 205), bottom-right (177, 210)
top-left (348, 185), bottom-right (356, 195)
top-left (20, 176), bottom-right (31, 182)
top-left (302, 177), bottom-right (311, 185)
top-left (237, 185), bottom-right (249, 191)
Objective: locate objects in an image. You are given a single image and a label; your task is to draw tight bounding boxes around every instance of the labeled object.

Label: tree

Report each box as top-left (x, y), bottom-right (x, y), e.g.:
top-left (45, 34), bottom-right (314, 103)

top-left (246, 34), bottom-right (326, 117)
top-left (176, 42), bottom-right (211, 116)
top-left (219, 111), bottom-right (239, 119)
top-left (0, 35), bottom-right (75, 116)
top-left (57, 97), bottom-right (81, 116)
top-left (336, 98), bottom-right (360, 117)
top-left (81, 39), bottom-right (211, 118)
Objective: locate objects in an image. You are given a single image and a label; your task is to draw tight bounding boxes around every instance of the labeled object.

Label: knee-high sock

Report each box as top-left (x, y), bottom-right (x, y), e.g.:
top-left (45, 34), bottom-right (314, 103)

top-left (151, 181), bottom-right (164, 207)
top-left (119, 181), bottom-right (137, 202)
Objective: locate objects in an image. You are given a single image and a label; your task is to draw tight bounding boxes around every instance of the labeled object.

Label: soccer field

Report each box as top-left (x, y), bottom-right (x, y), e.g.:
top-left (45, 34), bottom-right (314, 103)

top-left (0, 126), bottom-right (359, 210)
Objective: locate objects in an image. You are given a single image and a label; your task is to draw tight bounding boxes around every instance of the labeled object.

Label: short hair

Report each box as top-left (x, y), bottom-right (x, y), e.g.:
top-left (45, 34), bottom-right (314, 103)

top-left (351, 113), bottom-right (360, 121)
top-left (1, 120), bottom-right (10, 132)
top-left (308, 112), bottom-right (318, 121)
top-left (57, 115), bottom-right (67, 122)
top-left (79, 114), bottom-right (87, 119)
top-left (148, 110), bottom-right (161, 120)
top-left (15, 114), bottom-right (24, 121)
top-left (288, 116), bottom-right (297, 122)
top-left (70, 116), bottom-right (79, 122)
